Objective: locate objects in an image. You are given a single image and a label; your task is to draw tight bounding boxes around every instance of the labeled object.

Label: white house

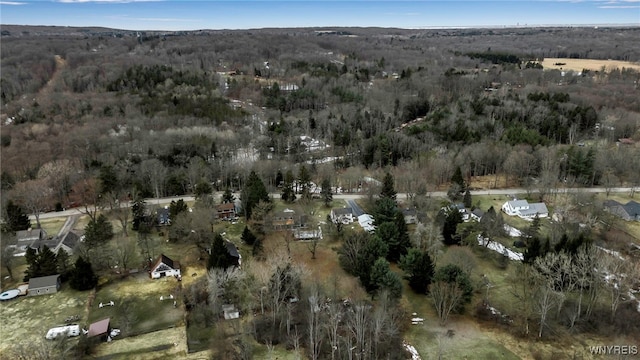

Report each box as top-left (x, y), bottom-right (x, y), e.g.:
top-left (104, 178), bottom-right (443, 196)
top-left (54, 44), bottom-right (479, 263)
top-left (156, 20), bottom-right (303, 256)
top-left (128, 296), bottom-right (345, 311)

top-left (331, 207), bottom-right (354, 224)
top-left (150, 254), bottom-right (181, 279)
top-left (502, 200), bottom-right (548, 219)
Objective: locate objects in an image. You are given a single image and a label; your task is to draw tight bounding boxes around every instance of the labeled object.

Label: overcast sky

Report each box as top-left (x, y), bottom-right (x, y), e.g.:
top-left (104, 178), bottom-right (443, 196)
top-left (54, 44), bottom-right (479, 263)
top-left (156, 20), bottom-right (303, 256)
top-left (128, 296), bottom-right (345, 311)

top-left (1, 0), bottom-right (639, 31)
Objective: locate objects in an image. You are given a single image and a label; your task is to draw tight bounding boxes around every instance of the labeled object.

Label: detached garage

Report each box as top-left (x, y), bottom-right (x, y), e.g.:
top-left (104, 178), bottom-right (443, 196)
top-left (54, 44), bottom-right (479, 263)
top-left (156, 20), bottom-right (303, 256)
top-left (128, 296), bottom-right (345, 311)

top-left (28, 274), bottom-right (61, 296)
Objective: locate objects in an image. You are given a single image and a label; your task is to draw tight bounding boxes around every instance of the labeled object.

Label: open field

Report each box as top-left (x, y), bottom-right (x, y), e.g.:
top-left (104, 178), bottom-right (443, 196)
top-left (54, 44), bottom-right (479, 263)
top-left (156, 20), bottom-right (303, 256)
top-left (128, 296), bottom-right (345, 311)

top-left (541, 58), bottom-right (640, 72)
top-left (92, 327), bottom-right (192, 360)
top-left (0, 283), bottom-right (88, 355)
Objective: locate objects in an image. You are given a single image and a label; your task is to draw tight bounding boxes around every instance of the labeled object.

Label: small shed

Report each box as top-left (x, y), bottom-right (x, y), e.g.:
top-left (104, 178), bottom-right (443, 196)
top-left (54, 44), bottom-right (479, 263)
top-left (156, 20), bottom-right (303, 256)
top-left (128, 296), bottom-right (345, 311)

top-left (28, 274), bottom-right (61, 296)
top-left (87, 318), bottom-right (111, 340)
top-left (150, 254), bottom-right (181, 279)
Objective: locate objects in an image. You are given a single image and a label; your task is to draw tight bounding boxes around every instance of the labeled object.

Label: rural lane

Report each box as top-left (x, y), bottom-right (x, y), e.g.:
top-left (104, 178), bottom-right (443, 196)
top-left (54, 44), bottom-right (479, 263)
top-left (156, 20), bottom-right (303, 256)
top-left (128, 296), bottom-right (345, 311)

top-left (30, 186), bottom-right (636, 220)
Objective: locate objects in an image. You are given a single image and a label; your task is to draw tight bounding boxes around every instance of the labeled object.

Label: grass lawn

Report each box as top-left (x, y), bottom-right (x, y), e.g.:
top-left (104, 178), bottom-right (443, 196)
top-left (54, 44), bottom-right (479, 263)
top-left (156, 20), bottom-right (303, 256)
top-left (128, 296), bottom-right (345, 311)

top-left (88, 273), bottom-right (184, 338)
top-left (0, 282), bottom-right (90, 354)
top-left (92, 327), bottom-right (191, 360)
top-left (38, 217), bottom-right (67, 236)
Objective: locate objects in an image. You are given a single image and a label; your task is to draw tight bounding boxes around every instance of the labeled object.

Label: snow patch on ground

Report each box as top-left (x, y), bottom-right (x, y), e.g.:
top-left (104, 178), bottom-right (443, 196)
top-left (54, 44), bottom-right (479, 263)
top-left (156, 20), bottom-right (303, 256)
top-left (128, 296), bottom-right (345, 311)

top-left (503, 224), bottom-right (522, 237)
top-left (477, 235), bottom-right (524, 261)
top-left (596, 246), bottom-right (625, 261)
top-left (403, 341), bottom-right (421, 360)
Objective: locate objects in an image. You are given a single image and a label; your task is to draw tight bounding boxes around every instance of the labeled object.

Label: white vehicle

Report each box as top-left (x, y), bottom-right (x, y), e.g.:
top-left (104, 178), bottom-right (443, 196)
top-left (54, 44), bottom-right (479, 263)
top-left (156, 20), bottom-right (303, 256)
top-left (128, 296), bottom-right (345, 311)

top-left (45, 325), bottom-right (80, 340)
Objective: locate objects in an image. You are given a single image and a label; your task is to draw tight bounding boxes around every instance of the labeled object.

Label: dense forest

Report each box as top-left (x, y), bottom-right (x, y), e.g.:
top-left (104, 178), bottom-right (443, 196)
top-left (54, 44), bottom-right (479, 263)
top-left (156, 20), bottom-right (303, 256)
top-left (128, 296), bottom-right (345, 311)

top-left (1, 25), bottom-right (640, 359)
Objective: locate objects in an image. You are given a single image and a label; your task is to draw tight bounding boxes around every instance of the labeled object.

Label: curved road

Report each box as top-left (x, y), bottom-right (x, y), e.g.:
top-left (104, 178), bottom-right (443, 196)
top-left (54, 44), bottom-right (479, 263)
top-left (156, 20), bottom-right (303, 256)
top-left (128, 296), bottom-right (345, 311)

top-left (31, 186), bottom-right (636, 220)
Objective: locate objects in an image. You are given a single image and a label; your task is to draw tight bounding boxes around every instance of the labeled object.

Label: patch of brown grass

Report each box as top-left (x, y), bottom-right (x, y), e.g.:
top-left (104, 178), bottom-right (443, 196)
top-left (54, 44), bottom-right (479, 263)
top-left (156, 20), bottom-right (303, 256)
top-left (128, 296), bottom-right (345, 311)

top-left (541, 58), bottom-right (640, 72)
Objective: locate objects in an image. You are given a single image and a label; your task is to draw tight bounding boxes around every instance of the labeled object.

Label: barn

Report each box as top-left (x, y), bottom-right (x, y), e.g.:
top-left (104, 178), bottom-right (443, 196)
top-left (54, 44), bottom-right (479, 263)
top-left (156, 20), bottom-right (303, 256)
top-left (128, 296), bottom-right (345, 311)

top-left (150, 254), bottom-right (181, 279)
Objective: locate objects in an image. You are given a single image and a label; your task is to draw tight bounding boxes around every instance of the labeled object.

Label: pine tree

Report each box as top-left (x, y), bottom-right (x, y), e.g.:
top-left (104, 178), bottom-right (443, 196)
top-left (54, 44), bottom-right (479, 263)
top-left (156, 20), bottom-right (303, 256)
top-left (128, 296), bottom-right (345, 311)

top-left (451, 166), bottom-right (465, 189)
top-left (320, 178), bottom-right (333, 207)
top-left (241, 171), bottom-right (270, 220)
top-left (241, 226), bottom-right (257, 246)
top-left (380, 172), bottom-right (397, 201)
top-left (524, 236), bottom-right (542, 264)
top-left (222, 188), bottom-right (235, 203)
top-left (298, 165), bottom-right (312, 201)
top-left (56, 249), bottom-right (71, 278)
top-left (131, 198), bottom-right (147, 232)
top-left (169, 199), bottom-right (188, 219)
top-left (5, 200), bottom-right (31, 232)
top-left (69, 256), bottom-right (98, 291)
top-left (38, 246), bottom-right (58, 276)
top-left (463, 189), bottom-right (472, 208)
top-left (281, 170), bottom-right (296, 203)
top-left (400, 249), bottom-right (435, 294)
top-left (442, 208), bottom-right (463, 246)
top-left (84, 214), bottom-right (114, 248)
top-left (208, 233), bottom-right (234, 269)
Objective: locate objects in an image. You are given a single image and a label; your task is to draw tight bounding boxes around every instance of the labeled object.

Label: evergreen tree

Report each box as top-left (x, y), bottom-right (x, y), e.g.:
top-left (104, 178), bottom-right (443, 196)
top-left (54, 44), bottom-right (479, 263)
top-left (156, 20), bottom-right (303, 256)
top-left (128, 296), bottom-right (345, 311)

top-left (380, 270), bottom-right (403, 299)
top-left (281, 170), bottom-right (296, 203)
top-left (373, 197), bottom-right (397, 225)
top-left (194, 179), bottom-right (213, 199)
top-left (320, 178), bottom-right (333, 207)
top-left (169, 199), bottom-right (188, 220)
top-left (524, 236), bottom-right (542, 264)
top-left (221, 188), bottom-right (235, 203)
top-left (554, 233), bottom-right (569, 253)
top-left (442, 208), bottom-right (463, 246)
top-left (463, 189), bottom-right (472, 208)
top-left (451, 166), bottom-right (465, 189)
top-left (400, 249), bottom-right (435, 294)
top-left (84, 214), bottom-right (114, 248)
top-left (131, 197), bottom-right (149, 232)
top-left (56, 249), bottom-right (71, 278)
top-left (275, 170), bottom-right (284, 188)
top-left (241, 226), bottom-right (257, 246)
top-left (393, 211), bottom-right (412, 259)
top-left (5, 200), bottom-right (31, 232)
top-left (252, 238), bottom-right (263, 257)
top-left (69, 256), bottom-right (98, 291)
top-left (99, 165), bottom-right (119, 195)
top-left (208, 233), bottom-right (234, 269)
top-left (241, 171), bottom-right (270, 220)
top-left (298, 165), bottom-right (312, 201)
top-left (380, 172), bottom-right (397, 201)
top-left (38, 246), bottom-right (58, 276)
top-left (24, 247), bottom-right (38, 281)
top-left (433, 264), bottom-right (473, 311)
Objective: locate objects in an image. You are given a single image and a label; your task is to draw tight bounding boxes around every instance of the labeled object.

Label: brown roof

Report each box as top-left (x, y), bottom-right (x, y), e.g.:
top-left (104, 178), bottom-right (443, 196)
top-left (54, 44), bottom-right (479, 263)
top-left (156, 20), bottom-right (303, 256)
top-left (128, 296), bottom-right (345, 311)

top-left (88, 318), bottom-right (110, 337)
top-left (151, 254), bottom-right (180, 272)
top-left (216, 203), bottom-right (235, 211)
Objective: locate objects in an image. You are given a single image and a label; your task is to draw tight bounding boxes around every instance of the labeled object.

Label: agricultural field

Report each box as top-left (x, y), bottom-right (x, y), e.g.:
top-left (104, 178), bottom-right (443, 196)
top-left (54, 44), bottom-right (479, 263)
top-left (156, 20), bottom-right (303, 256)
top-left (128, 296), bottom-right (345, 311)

top-left (541, 58), bottom-right (640, 72)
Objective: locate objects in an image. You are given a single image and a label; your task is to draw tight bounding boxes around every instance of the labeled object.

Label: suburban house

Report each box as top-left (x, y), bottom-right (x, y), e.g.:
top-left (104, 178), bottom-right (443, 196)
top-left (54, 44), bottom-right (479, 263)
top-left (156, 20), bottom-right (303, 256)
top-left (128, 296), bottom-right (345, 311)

top-left (87, 318), bottom-right (111, 341)
top-left (470, 208), bottom-right (485, 222)
top-left (330, 207), bottom-right (354, 224)
top-left (402, 208), bottom-right (418, 224)
top-left (216, 202), bottom-right (237, 219)
top-left (15, 228), bottom-right (48, 255)
top-left (157, 207), bottom-right (170, 226)
top-left (454, 203), bottom-right (470, 221)
top-left (603, 200), bottom-right (640, 221)
top-left (150, 254), bottom-right (181, 279)
top-left (271, 208), bottom-right (306, 230)
top-left (56, 231), bottom-right (80, 255)
top-left (28, 274), bottom-right (61, 296)
top-left (502, 199), bottom-right (549, 219)
top-left (225, 241), bottom-right (242, 267)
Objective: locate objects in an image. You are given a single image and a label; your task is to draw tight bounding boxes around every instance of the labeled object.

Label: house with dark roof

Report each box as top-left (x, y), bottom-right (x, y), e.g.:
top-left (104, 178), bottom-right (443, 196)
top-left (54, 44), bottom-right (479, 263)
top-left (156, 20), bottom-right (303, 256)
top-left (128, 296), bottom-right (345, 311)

top-left (225, 241), bottom-right (241, 267)
top-left (604, 200), bottom-right (640, 221)
top-left (470, 208), bottom-right (485, 222)
top-left (28, 274), bottom-right (61, 296)
top-left (402, 208), bottom-right (418, 224)
top-left (271, 208), bottom-right (306, 230)
top-left (150, 254), bottom-right (181, 279)
top-left (157, 208), bottom-right (170, 226)
top-left (56, 231), bottom-right (80, 255)
top-left (216, 202), bottom-right (237, 219)
top-left (15, 228), bottom-right (48, 255)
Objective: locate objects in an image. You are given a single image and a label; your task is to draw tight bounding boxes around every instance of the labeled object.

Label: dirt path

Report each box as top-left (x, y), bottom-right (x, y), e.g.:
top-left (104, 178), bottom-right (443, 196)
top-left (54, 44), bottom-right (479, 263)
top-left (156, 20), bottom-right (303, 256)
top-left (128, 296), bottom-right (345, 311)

top-left (34, 54), bottom-right (67, 103)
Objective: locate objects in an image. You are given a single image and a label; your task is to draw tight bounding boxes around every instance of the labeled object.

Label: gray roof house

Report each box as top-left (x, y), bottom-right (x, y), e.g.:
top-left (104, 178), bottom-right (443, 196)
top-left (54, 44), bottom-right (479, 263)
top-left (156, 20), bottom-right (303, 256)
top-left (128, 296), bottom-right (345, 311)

top-left (402, 208), bottom-right (418, 224)
top-left (28, 274), bottom-right (61, 296)
top-left (15, 228), bottom-right (48, 255)
top-left (331, 207), bottom-right (354, 224)
top-left (604, 200), bottom-right (640, 221)
top-left (470, 208), bottom-right (485, 222)
top-left (502, 200), bottom-right (548, 219)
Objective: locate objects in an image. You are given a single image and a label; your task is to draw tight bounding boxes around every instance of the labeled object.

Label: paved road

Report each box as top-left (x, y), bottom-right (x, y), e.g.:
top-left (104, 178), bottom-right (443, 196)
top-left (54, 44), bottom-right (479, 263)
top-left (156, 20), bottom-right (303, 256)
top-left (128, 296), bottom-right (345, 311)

top-left (30, 187), bottom-right (636, 220)
top-left (346, 199), bottom-right (365, 217)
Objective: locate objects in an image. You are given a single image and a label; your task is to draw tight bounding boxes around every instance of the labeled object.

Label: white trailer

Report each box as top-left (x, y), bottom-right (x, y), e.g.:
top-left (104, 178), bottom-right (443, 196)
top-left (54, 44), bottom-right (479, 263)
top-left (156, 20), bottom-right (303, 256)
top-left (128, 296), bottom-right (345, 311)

top-left (45, 324), bottom-right (80, 340)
